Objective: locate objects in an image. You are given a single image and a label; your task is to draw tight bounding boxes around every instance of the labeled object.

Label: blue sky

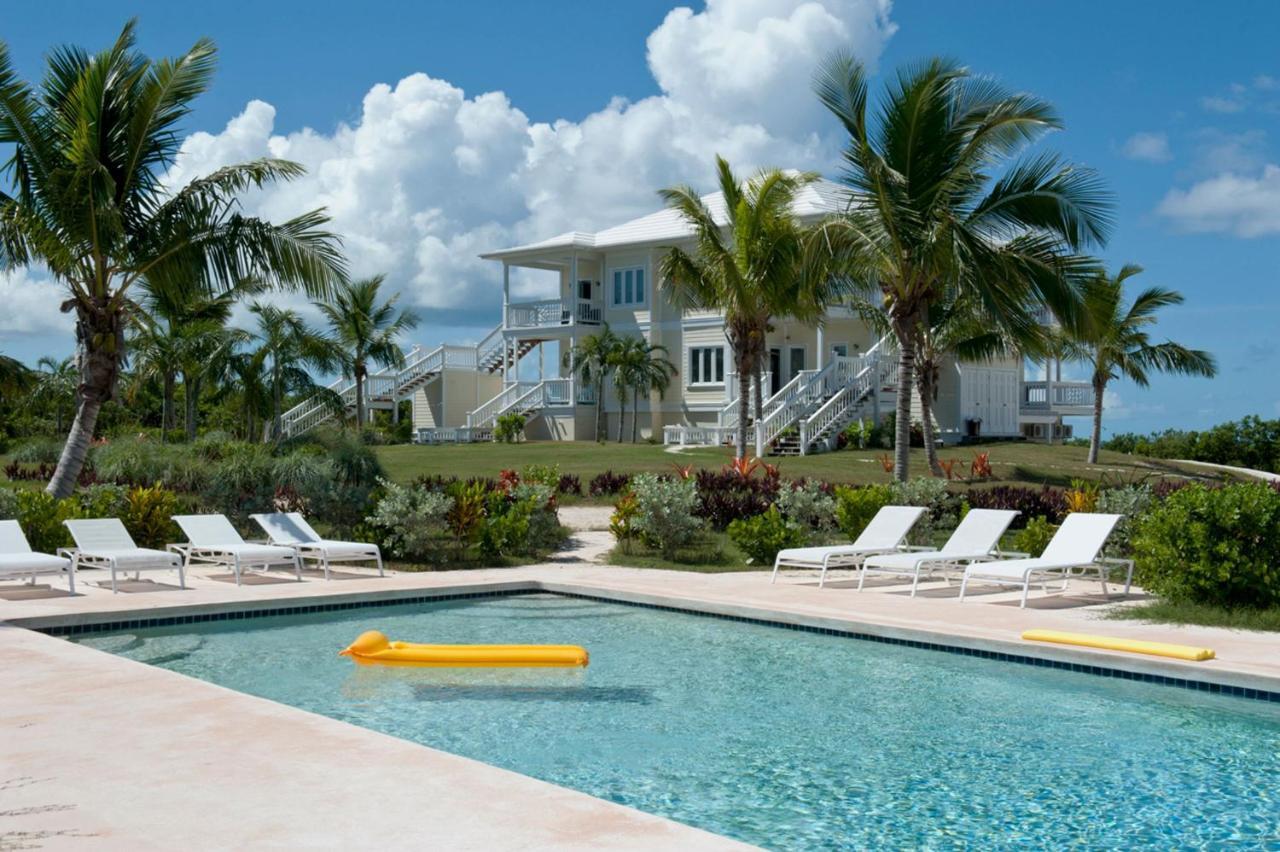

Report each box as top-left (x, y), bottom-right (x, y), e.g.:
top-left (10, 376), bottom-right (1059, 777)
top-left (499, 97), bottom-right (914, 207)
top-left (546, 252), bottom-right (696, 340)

top-left (2, 1), bottom-right (1278, 435)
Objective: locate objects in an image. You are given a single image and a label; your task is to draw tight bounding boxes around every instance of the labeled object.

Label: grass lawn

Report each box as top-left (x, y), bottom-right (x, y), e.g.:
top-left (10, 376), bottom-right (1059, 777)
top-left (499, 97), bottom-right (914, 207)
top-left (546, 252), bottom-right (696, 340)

top-left (1107, 600), bottom-right (1280, 633)
top-left (373, 440), bottom-right (1224, 494)
top-left (605, 531), bottom-right (759, 573)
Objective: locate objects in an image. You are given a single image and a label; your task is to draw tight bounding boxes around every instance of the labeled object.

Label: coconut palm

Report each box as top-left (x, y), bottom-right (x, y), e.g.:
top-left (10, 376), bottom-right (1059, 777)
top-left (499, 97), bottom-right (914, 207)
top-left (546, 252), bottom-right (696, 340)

top-left (659, 159), bottom-right (837, 458)
top-left (31, 356), bottom-right (78, 434)
top-left (0, 351), bottom-right (30, 397)
top-left (317, 275), bottom-right (420, 429)
top-left (0, 23), bottom-right (346, 497)
top-left (245, 303), bottom-right (337, 442)
top-left (813, 53), bottom-right (1112, 480)
top-left (612, 337), bottom-right (677, 443)
top-left (1060, 264), bottom-right (1216, 464)
top-left (566, 325), bottom-right (621, 442)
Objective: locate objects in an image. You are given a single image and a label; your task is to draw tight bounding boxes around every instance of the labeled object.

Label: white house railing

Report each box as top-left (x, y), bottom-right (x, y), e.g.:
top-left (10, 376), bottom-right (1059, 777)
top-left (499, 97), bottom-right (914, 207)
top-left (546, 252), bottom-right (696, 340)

top-left (506, 298), bottom-right (604, 329)
top-left (1023, 380), bottom-right (1092, 409)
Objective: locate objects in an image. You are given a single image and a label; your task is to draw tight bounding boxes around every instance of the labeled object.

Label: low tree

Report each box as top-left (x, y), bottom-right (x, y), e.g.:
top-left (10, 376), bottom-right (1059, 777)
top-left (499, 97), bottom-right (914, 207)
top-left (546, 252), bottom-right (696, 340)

top-left (32, 356), bottom-right (78, 434)
top-left (611, 336), bottom-right (677, 443)
top-left (566, 325), bottom-right (620, 442)
top-left (245, 303), bottom-right (336, 442)
top-left (0, 23), bottom-right (346, 497)
top-left (1062, 264), bottom-right (1217, 464)
top-left (317, 275), bottom-right (420, 429)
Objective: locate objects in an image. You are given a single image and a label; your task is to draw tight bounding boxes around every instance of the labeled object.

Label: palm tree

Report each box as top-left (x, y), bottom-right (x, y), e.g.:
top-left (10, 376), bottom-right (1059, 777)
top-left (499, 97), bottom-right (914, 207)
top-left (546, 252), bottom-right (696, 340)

top-left (813, 53), bottom-right (1112, 480)
top-left (1060, 265), bottom-right (1216, 464)
top-left (0, 23), bottom-right (346, 497)
top-left (317, 275), bottom-right (420, 429)
top-left (0, 352), bottom-right (30, 396)
top-left (659, 158), bottom-right (836, 458)
top-left (566, 325), bottom-right (620, 442)
top-left (32, 356), bottom-right (78, 434)
top-left (612, 337), bottom-right (678, 443)
top-left (246, 303), bottom-right (336, 442)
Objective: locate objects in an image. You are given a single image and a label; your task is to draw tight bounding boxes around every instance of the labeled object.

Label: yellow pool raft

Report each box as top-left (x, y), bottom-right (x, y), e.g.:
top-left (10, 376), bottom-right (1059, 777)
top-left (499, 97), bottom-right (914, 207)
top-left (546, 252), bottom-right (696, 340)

top-left (1021, 629), bottom-right (1215, 662)
top-left (339, 630), bottom-right (589, 668)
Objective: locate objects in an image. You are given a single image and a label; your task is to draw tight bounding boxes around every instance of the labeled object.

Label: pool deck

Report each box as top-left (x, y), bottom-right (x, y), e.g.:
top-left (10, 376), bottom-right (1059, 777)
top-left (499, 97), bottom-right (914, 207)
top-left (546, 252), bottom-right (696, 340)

top-left (3, 561), bottom-right (1278, 849)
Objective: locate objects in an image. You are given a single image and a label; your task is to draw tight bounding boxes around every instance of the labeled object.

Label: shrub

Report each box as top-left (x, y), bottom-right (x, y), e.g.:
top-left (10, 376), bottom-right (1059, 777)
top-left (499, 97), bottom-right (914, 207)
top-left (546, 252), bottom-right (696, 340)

top-left (520, 464), bottom-right (560, 489)
top-left (512, 482), bottom-right (562, 552)
top-left (366, 479), bottom-right (453, 562)
top-left (556, 473), bottom-right (582, 496)
top-left (478, 498), bottom-right (533, 560)
top-left (889, 476), bottom-right (955, 544)
top-left (494, 413), bottom-right (527, 443)
top-left (629, 473), bottom-right (701, 558)
top-left (694, 469), bottom-right (779, 530)
top-left (445, 480), bottom-right (488, 544)
top-left (727, 506), bottom-right (807, 564)
top-left (9, 438), bottom-right (64, 465)
top-left (76, 484), bottom-right (129, 519)
top-left (838, 418), bottom-right (881, 450)
top-left (609, 492), bottom-right (639, 552)
top-left (1131, 482), bottom-right (1280, 609)
top-left (0, 488), bottom-right (17, 520)
top-left (121, 484), bottom-right (180, 549)
top-left (1012, 516), bottom-right (1056, 557)
top-left (1095, 484), bottom-right (1155, 557)
top-left (834, 484), bottom-right (893, 541)
top-left (774, 479), bottom-right (836, 533)
top-left (965, 486), bottom-right (1066, 527)
top-left (1064, 479), bottom-right (1101, 513)
top-left (13, 490), bottom-right (78, 552)
top-left (589, 470), bottom-right (630, 497)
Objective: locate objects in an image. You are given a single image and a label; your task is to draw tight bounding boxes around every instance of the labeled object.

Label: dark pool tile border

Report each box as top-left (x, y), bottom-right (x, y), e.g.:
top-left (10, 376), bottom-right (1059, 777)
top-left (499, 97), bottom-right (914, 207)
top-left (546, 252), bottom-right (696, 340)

top-left (36, 586), bottom-right (1280, 705)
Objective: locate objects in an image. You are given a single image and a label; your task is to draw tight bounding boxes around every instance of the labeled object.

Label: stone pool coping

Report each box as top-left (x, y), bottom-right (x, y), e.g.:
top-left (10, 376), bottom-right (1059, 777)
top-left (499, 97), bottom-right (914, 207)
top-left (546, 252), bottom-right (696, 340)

top-left (3, 563), bottom-right (1279, 847)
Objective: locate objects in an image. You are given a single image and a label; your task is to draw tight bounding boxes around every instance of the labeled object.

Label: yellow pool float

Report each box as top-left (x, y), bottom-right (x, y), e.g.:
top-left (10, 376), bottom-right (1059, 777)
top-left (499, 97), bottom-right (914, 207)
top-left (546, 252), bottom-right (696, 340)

top-left (1021, 629), bottom-right (1215, 662)
top-left (338, 630), bottom-right (589, 668)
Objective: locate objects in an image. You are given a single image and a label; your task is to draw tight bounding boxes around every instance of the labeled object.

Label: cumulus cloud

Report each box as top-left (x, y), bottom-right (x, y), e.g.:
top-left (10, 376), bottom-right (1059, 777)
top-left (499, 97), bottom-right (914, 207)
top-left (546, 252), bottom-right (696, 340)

top-left (159, 0), bottom-right (896, 331)
top-left (0, 269), bottom-right (72, 337)
top-left (1120, 131), bottom-right (1171, 163)
top-left (1156, 164), bottom-right (1280, 236)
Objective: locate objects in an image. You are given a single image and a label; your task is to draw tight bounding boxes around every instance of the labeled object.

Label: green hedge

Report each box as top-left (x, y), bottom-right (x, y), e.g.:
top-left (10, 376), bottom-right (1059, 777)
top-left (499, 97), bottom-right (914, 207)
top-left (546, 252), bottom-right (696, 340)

top-left (1132, 482), bottom-right (1280, 609)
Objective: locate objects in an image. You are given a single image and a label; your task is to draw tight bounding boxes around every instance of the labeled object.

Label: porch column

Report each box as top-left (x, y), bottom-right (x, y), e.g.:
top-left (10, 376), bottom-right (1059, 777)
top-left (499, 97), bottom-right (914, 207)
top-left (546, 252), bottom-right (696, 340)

top-left (538, 342), bottom-right (544, 381)
top-left (816, 324), bottom-right (825, 370)
top-left (569, 253), bottom-right (579, 325)
top-left (502, 262), bottom-right (510, 330)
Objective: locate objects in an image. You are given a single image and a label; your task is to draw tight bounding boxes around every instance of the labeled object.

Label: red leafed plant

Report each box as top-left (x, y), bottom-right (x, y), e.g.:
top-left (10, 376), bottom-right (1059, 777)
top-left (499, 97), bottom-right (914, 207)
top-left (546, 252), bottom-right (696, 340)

top-left (938, 458), bottom-right (958, 480)
top-left (971, 451), bottom-right (993, 480)
top-left (878, 454), bottom-right (894, 473)
top-left (671, 463), bottom-right (695, 481)
top-left (497, 468), bottom-right (521, 493)
top-left (725, 455), bottom-right (761, 481)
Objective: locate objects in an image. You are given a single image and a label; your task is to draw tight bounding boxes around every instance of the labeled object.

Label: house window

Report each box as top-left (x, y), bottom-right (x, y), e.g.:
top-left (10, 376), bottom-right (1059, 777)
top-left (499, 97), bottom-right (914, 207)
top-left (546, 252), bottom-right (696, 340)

top-left (611, 267), bottom-right (646, 306)
top-left (689, 346), bottom-right (725, 385)
top-left (830, 343), bottom-right (848, 358)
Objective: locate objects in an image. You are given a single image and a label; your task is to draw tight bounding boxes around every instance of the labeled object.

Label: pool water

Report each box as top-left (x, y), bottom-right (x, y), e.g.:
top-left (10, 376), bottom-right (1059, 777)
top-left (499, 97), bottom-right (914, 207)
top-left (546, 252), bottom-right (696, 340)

top-left (78, 594), bottom-right (1280, 848)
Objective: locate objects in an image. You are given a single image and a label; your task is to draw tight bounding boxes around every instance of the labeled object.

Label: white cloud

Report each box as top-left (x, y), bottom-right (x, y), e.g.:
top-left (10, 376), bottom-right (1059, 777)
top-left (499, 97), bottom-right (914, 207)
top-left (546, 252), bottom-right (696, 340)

top-left (159, 0), bottom-right (896, 329)
top-left (1156, 164), bottom-right (1280, 237)
top-left (1121, 131), bottom-right (1171, 163)
top-left (0, 269), bottom-right (73, 336)
top-left (1191, 128), bottom-right (1268, 175)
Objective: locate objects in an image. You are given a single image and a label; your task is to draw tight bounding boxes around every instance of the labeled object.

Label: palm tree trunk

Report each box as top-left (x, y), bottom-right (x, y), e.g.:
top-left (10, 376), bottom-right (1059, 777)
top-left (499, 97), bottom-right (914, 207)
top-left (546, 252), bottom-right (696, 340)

top-left (735, 346), bottom-right (751, 460)
top-left (891, 316), bottom-right (916, 483)
top-left (183, 372), bottom-right (198, 442)
top-left (355, 373), bottom-right (365, 429)
top-left (271, 369), bottom-right (283, 443)
top-left (1088, 378), bottom-right (1105, 464)
top-left (47, 305), bottom-right (122, 498)
top-left (917, 360), bottom-right (943, 477)
top-left (162, 372), bottom-right (175, 436)
top-left (616, 388), bottom-right (626, 443)
top-left (632, 388), bottom-right (640, 443)
top-left (594, 377), bottom-right (605, 442)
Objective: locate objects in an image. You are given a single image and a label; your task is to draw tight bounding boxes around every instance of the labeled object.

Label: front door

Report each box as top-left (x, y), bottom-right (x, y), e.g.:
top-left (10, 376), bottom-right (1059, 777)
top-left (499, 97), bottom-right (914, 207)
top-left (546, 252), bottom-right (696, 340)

top-left (768, 348), bottom-right (782, 396)
top-left (788, 346), bottom-right (806, 383)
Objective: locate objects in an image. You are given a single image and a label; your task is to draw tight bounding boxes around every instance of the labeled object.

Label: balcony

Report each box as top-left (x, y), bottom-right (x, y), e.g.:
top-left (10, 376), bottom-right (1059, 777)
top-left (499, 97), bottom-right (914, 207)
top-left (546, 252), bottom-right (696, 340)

top-left (505, 298), bottom-right (602, 330)
top-left (1021, 380), bottom-right (1093, 414)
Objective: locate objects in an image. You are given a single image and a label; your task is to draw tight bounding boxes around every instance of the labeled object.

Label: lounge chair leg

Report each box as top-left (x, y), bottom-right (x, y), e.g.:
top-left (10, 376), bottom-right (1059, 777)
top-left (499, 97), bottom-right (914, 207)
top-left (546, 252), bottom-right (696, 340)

top-left (233, 555), bottom-right (242, 587)
top-left (67, 561), bottom-right (75, 595)
top-left (910, 570), bottom-right (921, 598)
top-left (857, 565), bottom-right (868, 592)
top-left (1123, 562), bottom-right (1133, 596)
top-left (819, 561), bottom-right (829, 589)
top-left (321, 555), bottom-right (329, 581)
top-left (177, 561), bottom-right (186, 590)
top-left (1020, 581), bottom-right (1030, 608)
top-left (295, 555), bottom-right (303, 582)
top-left (958, 576), bottom-right (968, 602)
top-left (771, 556), bottom-right (780, 584)
top-left (375, 551), bottom-right (384, 577)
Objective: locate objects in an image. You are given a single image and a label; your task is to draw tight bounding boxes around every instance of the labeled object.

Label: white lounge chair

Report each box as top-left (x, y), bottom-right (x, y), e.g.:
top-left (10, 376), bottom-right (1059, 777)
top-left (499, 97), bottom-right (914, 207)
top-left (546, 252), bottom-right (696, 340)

top-left (858, 508), bottom-right (1021, 597)
top-left (772, 506), bottom-right (927, 587)
top-left (170, 514), bottom-right (302, 587)
top-left (959, 513), bottom-right (1133, 607)
top-left (250, 512), bottom-right (384, 579)
top-left (0, 520), bottom-right (76, 593)
top-left (64, 518), bottom-right (185, 594)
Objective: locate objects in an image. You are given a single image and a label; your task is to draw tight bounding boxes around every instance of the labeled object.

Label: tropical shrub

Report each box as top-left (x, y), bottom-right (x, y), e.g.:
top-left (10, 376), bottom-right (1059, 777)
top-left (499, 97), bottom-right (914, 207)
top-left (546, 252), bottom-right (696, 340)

top-left (889, 476), bottom-right (955, 544)
top-left (1106, 416), bottom-right (1280, 474)
top-left (520, 464), bottom-right (560, 489)
top-left (838, 418), bottom-right (884, 450)
top-left (727, 506), bottom-right (807, 564)
top-left (12, 490), bottom-right (78, 552)
top-left (694, 469), bottom-right (779, 530)
top-left (965, 486), bottom-right (1066, 527)
top-left (511, 482), bottom-right (562, 552)
top-left (1064, 479), bottom-right (1101, 513)
top-left (556, 473), bottom-right (582, 496)
top-left (1011, 516), bottom-right (1056, 557)
top-left (834, 484), bottom-right (893, 541)
top-left (121, 484), bottom-right (180, 549)
top-left (0, 488), bottom-right (18, 520)
top-left (478, 498), bottom-right (533, 560)
top-left (445, 480), bottom-right (488, 544)
top-left (589, 470), bottom-right (630, 497)
top-left (1131, 482), bottom-right (1280, 608)
top-left (774, 479), bottom-right (836, 534)
top-left (366, 479), bottom-right (453, 562)
top-left (494, 413), bottom-right (527, 443)
top-left (629, 473), bottom-right (701, 558)
top-left (609, 492), bottom-right (639, 553)
top-left (1095, 484), bottom-right (1155, 557)
top-left (9, 438), bottom-right (64, 465)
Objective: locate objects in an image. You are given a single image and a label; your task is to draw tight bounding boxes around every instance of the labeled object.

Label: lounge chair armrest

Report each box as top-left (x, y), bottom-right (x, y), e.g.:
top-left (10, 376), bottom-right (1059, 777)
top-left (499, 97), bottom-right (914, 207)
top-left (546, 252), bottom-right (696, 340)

top-left (994, 549), bottom-right (1030, 558)
top-left (56, 547), bottom-right (79, 559)
top-left (900, 545), bottom-right (935, 551)
top-left (1097, 557), bottom-right (1133, 567)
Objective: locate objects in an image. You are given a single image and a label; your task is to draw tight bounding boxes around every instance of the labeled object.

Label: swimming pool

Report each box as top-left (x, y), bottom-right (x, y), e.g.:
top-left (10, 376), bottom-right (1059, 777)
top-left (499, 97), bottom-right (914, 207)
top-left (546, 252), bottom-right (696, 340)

top-left (77, 593), bottom-right (1280, 848)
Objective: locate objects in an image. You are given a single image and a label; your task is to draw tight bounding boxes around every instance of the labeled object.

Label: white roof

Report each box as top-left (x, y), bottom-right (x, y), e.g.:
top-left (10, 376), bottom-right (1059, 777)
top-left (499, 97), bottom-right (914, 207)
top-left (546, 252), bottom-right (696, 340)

top-left (481, 175), bottom-right (848, 261)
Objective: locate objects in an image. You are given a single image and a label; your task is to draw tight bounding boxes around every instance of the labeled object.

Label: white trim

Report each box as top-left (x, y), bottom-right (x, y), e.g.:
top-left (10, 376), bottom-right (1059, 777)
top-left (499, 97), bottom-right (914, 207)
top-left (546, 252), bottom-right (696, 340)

top-left (607, 263), bottom-right (650, 309)
top-left (686, 345), bottom-right (726, 387)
